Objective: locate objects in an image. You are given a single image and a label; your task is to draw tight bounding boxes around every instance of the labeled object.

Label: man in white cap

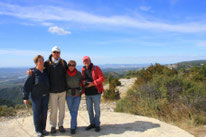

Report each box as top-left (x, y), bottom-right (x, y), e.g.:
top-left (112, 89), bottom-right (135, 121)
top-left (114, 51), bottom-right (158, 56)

top-left (27, 46), bottom-right (67, 134)
top-left (44, 46), bottom-right (67, 134)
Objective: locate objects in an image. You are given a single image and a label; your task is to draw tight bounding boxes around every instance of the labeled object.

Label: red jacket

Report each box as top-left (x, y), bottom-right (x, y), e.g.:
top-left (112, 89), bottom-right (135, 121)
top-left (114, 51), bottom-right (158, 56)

top-left (82, 64), bottom-right (105, 94)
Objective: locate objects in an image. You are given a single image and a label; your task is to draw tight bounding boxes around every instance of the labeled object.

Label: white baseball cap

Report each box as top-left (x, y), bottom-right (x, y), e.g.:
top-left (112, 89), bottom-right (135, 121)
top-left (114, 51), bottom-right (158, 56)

top-left (52, 46), bottom-right (61, 52)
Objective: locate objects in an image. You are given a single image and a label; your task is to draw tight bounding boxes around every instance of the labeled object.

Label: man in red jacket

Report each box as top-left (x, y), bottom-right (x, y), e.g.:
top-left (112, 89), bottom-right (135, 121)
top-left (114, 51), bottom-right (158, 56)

top-left (82, 56), bottom-right (105, 132)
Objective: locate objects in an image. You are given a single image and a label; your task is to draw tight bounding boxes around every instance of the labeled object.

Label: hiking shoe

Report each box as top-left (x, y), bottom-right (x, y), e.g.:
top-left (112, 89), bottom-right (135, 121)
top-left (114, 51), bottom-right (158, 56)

top-left (59, 126), bottom-right (66, 133)
top-left (70, 129), bottom-right (75, 134)
top-left (50, 127), bottom-right (56, 134)
top-left (36, 132), bottom-right (43, 137)
top-left (95, 126), bottom-right (100, 132)
top-left (85, 124), bottom-right (95, 130)
top-left (41, 130), bottom-right (49, 136)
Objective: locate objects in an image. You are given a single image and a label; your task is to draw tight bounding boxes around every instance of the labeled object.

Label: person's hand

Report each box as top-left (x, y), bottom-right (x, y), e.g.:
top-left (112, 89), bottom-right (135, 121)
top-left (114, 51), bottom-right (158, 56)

top-left (24, 100), bottom-right (28, 104)
top-left (87, 82), bottom-right (95, 88)
top-left (82, 80), bottom-right (86, 85)
top-left (26, 69), bottom-right (32, 75)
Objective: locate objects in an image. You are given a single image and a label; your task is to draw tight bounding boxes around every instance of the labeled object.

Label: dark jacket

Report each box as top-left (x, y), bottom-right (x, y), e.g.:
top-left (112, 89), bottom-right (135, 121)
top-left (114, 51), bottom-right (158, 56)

top-left (22, 68), bottom-right (50, 100)
top-left (44, 54), bottom-right (68, 93)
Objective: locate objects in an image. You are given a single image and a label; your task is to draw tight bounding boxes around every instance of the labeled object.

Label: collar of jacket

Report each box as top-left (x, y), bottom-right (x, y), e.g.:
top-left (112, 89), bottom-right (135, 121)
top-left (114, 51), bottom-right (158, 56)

top-left (67, 68), bottom-right (77, 77)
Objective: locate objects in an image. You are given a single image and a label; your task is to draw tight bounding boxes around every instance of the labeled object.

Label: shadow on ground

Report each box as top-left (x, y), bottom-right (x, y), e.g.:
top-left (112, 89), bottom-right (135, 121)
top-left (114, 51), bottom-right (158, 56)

top-left (48, 121), bottom-right (160, 137)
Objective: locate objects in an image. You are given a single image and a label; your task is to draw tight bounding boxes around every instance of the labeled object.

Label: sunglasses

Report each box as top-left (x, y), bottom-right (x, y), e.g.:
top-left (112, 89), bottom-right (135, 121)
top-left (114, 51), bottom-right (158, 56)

top-left (68, 64), bottom-right (75, 67)
top-left (53, 51), bottom-right (60, 54)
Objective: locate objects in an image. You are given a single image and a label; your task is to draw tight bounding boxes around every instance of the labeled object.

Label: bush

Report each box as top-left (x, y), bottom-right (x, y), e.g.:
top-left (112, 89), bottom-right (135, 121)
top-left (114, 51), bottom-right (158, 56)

top-left (103, 78), bottom-right (121, 100)
top-left (103, 89), bottom-right (120, 100)
top-left (15, 104), bottom-right (25, 109)
top-left (115, 64), bottom-right (206, 125)
top-left (0, 105), bottom-right (16, 116)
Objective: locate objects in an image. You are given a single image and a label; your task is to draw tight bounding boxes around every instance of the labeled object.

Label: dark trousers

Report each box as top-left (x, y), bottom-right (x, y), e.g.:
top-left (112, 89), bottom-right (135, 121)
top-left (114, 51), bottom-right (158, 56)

top-left (31, 95), bottom-right (49, 132)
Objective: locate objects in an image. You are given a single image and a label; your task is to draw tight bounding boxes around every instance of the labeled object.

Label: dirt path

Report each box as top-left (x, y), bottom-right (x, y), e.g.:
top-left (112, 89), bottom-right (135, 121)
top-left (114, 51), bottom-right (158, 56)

top-left (104, 77), bottom-right (137, 98)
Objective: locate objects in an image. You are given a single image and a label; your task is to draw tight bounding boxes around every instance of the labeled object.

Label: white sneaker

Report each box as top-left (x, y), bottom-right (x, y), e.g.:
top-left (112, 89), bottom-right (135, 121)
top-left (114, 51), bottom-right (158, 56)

top-left (36, 132), bottom-right (42, 137)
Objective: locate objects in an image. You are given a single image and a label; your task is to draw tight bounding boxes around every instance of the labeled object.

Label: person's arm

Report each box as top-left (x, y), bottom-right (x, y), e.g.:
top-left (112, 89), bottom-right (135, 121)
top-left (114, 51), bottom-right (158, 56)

top-left (79, 72), bottom-right (83, 87)
top-left (22, 75), bottom-right (34, 104)
top-left (92, 66), bottom-right (105, 86)
top-left (44, 61), bottom-right (49, 70)
top-left (81, 68), bottom-right (85, 94)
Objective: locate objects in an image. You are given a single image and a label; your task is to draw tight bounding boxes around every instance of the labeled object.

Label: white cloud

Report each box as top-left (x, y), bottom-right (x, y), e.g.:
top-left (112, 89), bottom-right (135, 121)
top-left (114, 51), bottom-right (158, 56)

top-left (41, 22), bottom-right (53, 26)
top-left (48, 26), bottom-right (71, 35)
top-left (0, 2), bottom-right (206, 33)
top-left (196, 41), bottom-right (206, 47)
top-left (139, 6), bottom-right (151, 11)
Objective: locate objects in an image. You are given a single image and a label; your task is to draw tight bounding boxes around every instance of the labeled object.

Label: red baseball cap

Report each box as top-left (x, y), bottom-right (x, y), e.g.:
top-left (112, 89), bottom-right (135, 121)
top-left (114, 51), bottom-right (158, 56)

top-left (83, 56), bottom-right (91, 62)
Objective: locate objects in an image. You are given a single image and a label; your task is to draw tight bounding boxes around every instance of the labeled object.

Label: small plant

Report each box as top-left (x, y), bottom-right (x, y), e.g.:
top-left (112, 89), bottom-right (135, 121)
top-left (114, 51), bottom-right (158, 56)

top-left (103, 78), bottom-right (121, 100)
top-left (0, 105), bottom-right (16, 116)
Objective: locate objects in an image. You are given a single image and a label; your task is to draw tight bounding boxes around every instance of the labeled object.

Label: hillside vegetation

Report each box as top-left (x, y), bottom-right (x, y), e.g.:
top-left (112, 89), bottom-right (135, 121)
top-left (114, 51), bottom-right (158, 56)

top-left (0, 85), bottom-right (23, 105)
top-left (116, 63), bottom-right (206, 127)
top-left (175, 60), bottom-right (206, 70)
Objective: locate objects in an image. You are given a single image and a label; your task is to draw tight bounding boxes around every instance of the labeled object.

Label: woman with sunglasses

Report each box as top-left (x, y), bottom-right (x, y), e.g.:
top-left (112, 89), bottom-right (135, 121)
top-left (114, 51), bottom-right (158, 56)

top-left (65, 60), bottom-right (82, 135)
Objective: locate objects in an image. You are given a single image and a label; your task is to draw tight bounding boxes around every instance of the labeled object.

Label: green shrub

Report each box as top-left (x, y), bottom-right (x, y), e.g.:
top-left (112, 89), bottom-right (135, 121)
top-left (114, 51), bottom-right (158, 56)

top-left (103, 78), bottom-right (121, 100)
top-left (15, 104), bottom-right (25, 109)
top-left (0, 105), bottom-right (16, 116)
top-left (103, 89), bottom-right (120, 100)
top-left (115, 64), bottom-right (206, 125)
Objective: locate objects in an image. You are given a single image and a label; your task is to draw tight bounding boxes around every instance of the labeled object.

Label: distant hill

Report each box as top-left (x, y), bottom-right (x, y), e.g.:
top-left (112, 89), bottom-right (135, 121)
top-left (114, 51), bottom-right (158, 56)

top-left (0, 98), bottom-right (16, 106)
top-left (0, 85), bottom-right (23, 105)
top-left (167, 60), bottom-right (206, 70)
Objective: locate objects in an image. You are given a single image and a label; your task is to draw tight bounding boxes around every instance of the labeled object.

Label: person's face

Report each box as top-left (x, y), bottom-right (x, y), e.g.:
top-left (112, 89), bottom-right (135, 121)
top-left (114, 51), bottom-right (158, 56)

top-left (68, 63), bottom-right (76, 71)
top-left (83, 59), bottom-right (91, 68)
top-left (36, 57), bottom-right (44, 68)
top-left (52, 51), bottom-right (60, 60)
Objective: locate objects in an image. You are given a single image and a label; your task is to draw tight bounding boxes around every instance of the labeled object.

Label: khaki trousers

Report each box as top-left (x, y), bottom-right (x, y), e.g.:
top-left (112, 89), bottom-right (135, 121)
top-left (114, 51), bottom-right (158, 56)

top-left (49, 91), bottom-right (66, 128)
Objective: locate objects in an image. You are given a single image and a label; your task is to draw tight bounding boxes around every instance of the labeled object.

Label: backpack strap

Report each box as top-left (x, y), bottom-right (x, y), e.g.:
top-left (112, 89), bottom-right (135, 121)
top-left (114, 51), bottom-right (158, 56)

top-left (61, 59), bottom-right (65, 67)
top-left (48, 60), bottom-right (64, 67)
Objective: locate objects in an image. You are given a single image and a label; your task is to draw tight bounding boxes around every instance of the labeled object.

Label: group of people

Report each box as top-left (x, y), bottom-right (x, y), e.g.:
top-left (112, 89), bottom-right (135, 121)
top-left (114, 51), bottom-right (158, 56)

top-left (22, 46), bottom-right (105, 137)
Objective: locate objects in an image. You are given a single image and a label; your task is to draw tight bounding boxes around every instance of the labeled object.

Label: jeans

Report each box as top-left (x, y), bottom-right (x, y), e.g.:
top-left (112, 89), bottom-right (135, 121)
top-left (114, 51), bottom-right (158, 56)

top-left (66, 95), bottom-right (81, 129)
top-left (31, 95), bottom-right (49, 133)
top-left (86, 94), bottom-right (101, 126)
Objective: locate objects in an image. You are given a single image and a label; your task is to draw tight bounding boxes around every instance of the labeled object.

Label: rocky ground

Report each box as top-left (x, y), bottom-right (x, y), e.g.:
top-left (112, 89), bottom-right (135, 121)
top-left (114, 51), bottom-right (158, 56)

top-left (0, 110), bottom-right (194, 137)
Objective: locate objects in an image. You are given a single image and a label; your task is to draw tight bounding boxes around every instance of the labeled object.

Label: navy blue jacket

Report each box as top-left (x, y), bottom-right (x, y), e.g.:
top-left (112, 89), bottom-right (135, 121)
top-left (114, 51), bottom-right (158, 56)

top-left (22, 68), bottom-right (50, 100)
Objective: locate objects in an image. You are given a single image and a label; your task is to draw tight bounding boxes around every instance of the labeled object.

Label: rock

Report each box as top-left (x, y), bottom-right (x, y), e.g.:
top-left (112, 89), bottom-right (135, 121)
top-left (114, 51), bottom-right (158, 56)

top-left (0, 111), bottom-right (194, 137)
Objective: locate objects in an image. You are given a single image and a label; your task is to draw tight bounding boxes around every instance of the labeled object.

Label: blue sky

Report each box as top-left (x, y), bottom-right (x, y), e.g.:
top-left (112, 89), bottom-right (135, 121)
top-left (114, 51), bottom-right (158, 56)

top-left (0, 0), bottom-right (206, 67)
